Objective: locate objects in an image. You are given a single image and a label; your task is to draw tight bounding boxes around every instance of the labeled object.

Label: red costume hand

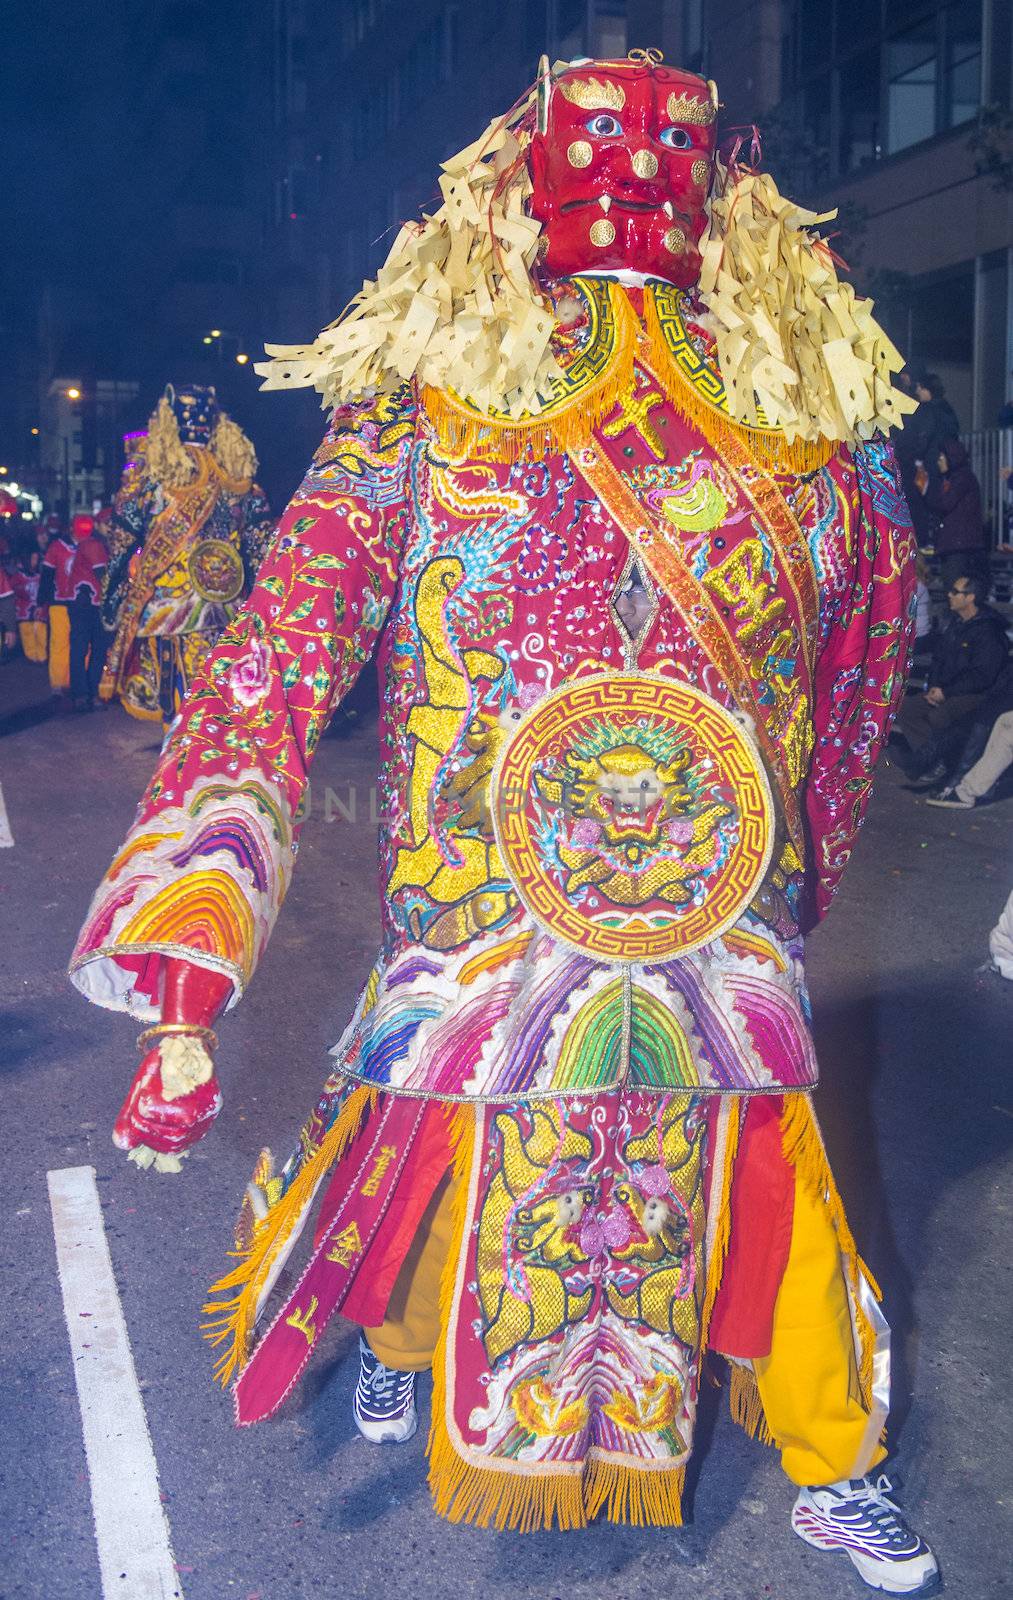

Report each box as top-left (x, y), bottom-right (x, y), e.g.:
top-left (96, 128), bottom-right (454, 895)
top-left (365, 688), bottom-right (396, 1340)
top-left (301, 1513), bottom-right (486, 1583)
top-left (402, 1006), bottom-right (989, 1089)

top-left (113, 1051), bottom-right (223, 1154)
top-left (113, 958), bottom-right (232, 1163)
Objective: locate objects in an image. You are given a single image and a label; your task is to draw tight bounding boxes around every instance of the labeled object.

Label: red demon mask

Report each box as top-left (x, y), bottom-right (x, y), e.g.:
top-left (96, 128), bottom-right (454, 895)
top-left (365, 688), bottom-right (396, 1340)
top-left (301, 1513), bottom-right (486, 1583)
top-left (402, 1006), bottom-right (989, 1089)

top-left (528, 58), bottom-right (717, 285)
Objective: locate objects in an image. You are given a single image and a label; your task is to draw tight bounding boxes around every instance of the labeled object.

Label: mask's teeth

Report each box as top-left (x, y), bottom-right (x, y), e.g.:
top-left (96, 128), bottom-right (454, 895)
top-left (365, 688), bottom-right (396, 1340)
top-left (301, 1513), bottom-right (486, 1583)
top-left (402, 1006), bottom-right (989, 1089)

top-left (598, 195), bottom-right (612, 214)
top-left (663, 201), bottom-right (674, 219)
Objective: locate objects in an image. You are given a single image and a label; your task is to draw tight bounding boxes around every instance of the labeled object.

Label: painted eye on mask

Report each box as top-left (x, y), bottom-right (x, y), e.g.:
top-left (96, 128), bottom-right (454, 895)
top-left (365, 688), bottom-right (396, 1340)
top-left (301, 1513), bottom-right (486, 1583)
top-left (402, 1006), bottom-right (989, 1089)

top-left (659, 126), bottom-right (693, 149)
top-left (584, 113), bottom-right (623, 137)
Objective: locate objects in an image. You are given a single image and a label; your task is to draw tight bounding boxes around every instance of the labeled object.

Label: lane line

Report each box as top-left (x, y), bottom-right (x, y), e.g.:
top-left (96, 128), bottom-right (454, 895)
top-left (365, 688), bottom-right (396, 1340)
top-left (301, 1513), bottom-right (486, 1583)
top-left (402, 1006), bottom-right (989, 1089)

top-left (0, 780), bottom-right (13, 846)
top-left (47, 1165), bottom-right (183, 1600)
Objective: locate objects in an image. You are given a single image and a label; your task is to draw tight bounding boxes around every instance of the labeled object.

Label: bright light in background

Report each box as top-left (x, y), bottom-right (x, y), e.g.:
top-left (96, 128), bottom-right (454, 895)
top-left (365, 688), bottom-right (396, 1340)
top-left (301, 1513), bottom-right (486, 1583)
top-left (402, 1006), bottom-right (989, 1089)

top-left (202, 335), bottom-right (213, 345)
top-left (65, 386), bottom-right (82, 401)
top-left (210, 328), bottom-right (222, 338)
top-left (0, 466), bottom-right (7, 475)
top-left (31, 426), bottom-right (39, 436)
top-left (235, 352), bottom-right (249, 365)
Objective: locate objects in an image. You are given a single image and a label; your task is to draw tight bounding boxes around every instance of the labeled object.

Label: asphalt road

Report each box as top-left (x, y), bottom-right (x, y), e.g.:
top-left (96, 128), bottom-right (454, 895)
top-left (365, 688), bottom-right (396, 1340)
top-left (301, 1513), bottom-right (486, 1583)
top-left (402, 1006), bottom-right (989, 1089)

top-left (1, 655), bottom-right (1010, 1600)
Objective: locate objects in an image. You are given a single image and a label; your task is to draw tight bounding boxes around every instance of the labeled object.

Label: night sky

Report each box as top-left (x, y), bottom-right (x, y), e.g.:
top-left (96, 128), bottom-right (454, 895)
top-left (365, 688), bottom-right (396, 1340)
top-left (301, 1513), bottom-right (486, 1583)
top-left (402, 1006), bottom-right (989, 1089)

top-left (1, 2), bottom-right (133, 321)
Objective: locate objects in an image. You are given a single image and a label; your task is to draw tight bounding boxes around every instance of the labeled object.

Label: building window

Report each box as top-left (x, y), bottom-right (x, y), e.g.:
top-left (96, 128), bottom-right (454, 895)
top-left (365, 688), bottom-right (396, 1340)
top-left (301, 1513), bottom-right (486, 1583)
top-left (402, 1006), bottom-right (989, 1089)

top-left (592, 0), bottom-right (627, 60)
top-left (556, 0), bottom-right (587, 58)
top-left (683, 0), bottom-right (705, 72)
top-left (943, 0), bottom-right (981, 128)
top-left (839, 47), bottom-right (880, 171)
top-left (886, 17), bottom-right (938, 155)
top-left (780, 0), bottom-right (984, 181)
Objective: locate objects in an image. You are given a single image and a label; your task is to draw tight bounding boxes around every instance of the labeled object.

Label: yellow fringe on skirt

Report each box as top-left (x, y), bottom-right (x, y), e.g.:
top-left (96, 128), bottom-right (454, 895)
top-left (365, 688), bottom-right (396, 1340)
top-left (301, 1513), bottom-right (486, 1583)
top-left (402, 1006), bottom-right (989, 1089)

top-left (201, 1083), bottom-right (378, 1386)
top-left (728, 1362), bottom-right (775, 1447)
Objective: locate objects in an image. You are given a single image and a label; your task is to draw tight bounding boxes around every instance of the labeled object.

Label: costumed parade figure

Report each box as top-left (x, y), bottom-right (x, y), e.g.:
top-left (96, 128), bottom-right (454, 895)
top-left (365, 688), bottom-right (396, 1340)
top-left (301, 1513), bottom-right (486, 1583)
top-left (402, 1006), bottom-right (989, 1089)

top-left (71, 53), bottom-right (939, 1596)
top-left (100, 385), bottom-right (273, 723)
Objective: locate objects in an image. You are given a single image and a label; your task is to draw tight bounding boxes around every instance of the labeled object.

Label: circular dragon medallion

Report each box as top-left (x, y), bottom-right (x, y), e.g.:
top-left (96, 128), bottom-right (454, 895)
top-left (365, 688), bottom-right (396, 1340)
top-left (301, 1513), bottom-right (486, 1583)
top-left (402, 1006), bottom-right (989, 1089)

top-left (491, 673), bottom-right (774, 963)
top-left (188, 538), bottom-right (245, 603)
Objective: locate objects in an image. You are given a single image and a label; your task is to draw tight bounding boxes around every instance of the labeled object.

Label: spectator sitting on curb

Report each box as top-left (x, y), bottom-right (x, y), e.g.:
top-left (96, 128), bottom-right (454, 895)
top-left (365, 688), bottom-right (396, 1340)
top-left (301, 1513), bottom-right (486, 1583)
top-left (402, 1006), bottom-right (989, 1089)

top-left (892, 572), bottom-right (1008, 781)
top-left (926, 705), bottom-right (1013, 809)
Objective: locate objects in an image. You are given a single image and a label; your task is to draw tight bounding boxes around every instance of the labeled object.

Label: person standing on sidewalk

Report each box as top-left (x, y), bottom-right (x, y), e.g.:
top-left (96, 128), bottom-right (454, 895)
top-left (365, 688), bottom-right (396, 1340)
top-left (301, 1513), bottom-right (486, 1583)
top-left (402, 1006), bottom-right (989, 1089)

top-left (920, 438), bottom-right (988, 587)
top-left (66, 513), bottom-right (110, 712)
top-left (37, 520), bottom-right (77, 695)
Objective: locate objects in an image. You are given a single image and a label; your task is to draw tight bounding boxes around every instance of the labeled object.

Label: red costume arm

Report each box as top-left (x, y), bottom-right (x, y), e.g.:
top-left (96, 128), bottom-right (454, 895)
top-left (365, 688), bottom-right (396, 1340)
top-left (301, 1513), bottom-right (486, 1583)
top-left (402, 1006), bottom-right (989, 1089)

top-left (71, 392), bottom-right (415, 1017)
top-left (803, 440), bottom-right (916, 928)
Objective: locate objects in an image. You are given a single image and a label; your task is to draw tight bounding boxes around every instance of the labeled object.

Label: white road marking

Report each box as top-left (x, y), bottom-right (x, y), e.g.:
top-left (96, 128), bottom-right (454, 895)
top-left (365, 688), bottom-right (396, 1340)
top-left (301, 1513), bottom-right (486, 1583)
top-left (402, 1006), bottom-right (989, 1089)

top-left (0, 780), bottom-right (13, 846)
top-left (48, 1165), bottom-right (183, 1600)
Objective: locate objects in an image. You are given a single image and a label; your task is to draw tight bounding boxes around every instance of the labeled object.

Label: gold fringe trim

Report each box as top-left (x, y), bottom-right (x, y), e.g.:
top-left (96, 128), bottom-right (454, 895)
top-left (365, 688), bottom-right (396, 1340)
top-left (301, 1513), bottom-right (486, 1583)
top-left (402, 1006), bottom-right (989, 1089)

top-left (422, 284), bottom-right (638, 464)
top-left (728, 1362), bottom-right (774, 1447)
top-left (641, 290), bottom-right (837, 475)
top-left (583, 1458), bottom-right (685, 1528)
top-left (779, 1092), bottom-right (880, 1409)
top-left (700, 1096), bottom-right (741, 1347)
top-left (201, 1083), bottom-right (378, 1387)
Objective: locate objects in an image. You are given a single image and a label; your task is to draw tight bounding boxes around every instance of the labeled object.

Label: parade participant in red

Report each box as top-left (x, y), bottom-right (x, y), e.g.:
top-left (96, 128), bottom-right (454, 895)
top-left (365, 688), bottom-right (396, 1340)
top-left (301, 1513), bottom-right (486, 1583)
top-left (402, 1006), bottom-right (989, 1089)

top-left (71, 52), bottom-right (937, 1596)
top-left (38, 519), bottom-right (77, 692)
top-left (10, 546), bottom-right (47, 663)
top-left (0, 563), bottom-right (16, 656)
top-left (65, 512), bottom-right (110, 712)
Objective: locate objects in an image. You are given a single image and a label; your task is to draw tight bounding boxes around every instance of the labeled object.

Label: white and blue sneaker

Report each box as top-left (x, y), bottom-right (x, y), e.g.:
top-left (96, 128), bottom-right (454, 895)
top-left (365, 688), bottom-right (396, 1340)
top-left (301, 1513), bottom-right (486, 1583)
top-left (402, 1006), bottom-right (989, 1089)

top-left (792, 1476), bottom-right (940, 1594)
top-left (352, 1334), bottom-right (418, 1444)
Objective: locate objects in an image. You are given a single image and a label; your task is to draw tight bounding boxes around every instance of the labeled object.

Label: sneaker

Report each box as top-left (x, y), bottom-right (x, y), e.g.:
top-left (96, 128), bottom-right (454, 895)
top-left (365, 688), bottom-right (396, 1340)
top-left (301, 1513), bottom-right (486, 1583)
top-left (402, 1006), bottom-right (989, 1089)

top-left (925, 787), bottom-right (974, 809)
top-left (352, 1334), bottom-right (417, 1444)
top-left (792, 1476), bottom-right (940, 1595)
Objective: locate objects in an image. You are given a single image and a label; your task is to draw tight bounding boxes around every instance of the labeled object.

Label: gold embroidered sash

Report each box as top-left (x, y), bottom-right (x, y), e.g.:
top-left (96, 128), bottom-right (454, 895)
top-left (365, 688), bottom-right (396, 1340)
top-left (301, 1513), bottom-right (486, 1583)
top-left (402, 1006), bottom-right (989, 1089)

top-left (566, 371), bottom-right (820, 853)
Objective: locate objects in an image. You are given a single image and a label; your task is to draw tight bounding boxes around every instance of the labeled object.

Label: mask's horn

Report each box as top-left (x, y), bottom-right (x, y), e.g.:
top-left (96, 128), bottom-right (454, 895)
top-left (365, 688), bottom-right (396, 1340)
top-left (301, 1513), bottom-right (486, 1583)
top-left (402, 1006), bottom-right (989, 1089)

top-left (537, 53), bottom-right (551, 135)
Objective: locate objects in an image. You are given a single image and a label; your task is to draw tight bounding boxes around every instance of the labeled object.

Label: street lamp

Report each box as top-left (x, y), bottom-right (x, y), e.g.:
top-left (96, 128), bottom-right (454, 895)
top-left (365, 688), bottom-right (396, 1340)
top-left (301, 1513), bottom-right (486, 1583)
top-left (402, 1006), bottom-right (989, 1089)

top-left (65, 386), bottom-right (82, 401)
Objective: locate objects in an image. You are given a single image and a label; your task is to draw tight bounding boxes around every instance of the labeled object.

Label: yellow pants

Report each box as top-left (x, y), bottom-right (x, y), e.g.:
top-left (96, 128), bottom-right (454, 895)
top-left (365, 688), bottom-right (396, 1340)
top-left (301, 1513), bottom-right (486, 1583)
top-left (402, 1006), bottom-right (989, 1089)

top-left (48, 605), bottom-right (70, 690)
top-left (19, 620), bottom-right (47, 662)
top-left (365, 1176), bottom-right (455, 1373)
top-left (754, 1174), bottom-right (887, 1485)
top-left (366, 1170), bottom-right (885, 1487)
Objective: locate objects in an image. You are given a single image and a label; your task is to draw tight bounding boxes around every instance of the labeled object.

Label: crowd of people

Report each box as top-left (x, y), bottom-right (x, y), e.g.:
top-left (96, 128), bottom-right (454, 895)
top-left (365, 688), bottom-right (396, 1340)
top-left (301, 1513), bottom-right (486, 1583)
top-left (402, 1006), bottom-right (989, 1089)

top-left (0, 510), bottom-right (112, 712)
top-left (0, 383), bottom-right (274, 724)
top-left (882, 367), bottom-right (1012, 817)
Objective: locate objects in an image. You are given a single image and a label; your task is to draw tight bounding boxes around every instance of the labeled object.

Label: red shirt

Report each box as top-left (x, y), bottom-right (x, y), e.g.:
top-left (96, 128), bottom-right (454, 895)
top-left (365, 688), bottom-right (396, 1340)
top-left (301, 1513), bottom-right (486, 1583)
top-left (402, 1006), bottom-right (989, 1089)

top-left (43, 536), bottom-right (78, 602)
top-left (10, 568), bottom-right (40, 620)
top-left (69, 534), bottom-right (109, 602)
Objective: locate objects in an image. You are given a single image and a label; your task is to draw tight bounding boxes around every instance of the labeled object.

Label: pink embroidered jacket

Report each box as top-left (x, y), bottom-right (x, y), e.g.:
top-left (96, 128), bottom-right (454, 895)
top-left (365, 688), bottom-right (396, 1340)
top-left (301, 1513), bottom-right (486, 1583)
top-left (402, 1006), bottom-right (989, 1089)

top-left (70, 285), bottom-right (914, 1101)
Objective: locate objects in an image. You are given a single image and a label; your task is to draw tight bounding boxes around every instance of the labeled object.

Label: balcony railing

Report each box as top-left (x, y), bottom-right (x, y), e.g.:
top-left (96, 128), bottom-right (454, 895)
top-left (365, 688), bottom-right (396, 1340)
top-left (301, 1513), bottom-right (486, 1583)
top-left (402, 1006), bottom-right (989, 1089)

top-left (966, 427), bottom-right (1013, 549)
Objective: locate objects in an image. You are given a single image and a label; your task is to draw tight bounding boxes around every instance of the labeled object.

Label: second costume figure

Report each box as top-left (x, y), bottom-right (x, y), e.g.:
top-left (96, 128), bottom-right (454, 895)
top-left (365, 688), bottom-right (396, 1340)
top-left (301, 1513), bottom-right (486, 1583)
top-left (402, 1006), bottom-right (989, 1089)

top-left (101, 385), bottom-right (273, 724)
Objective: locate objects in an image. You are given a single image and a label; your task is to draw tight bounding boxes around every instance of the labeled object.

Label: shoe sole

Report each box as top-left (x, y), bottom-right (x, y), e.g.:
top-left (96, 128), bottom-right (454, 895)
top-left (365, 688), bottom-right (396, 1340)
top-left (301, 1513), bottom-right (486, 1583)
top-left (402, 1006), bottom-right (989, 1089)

top-left (793, 1517), bottom-right (942, 1595)
top-left (353, 1408), bottom-right (418, 1445)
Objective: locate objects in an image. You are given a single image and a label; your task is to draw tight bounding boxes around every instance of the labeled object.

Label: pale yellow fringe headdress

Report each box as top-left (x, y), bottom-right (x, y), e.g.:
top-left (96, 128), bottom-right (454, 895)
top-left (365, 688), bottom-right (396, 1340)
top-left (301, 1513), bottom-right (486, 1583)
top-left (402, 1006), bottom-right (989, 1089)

top-left (256, 89), bottom-right (566, 421)
top-left (697, 169), bottom-right (917, 445)
top-left (140, 398), bottom-right (258, 490)
top-left (257, 89), bottom-right (914, 450)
